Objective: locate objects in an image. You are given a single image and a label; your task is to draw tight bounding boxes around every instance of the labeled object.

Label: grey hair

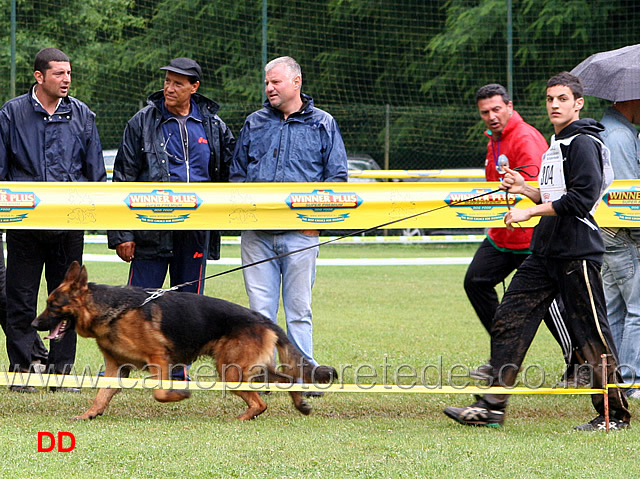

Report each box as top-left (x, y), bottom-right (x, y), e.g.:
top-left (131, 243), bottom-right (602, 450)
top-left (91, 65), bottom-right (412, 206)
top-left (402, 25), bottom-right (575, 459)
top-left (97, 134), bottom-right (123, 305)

top-left (265, 56), bottom-right (302, 81)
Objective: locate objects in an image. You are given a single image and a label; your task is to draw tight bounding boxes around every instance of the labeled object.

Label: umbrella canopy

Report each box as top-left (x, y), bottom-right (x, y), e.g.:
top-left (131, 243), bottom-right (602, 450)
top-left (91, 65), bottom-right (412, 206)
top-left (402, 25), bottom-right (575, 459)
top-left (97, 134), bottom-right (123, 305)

top-left (570, 44), bottom-right (640, 102)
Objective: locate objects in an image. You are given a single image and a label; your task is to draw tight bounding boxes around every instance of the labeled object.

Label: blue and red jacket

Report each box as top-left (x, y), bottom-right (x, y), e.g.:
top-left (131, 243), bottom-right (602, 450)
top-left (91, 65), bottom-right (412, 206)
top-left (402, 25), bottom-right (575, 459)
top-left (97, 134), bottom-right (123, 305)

top-left (108, 90), bottom-right (235, 260)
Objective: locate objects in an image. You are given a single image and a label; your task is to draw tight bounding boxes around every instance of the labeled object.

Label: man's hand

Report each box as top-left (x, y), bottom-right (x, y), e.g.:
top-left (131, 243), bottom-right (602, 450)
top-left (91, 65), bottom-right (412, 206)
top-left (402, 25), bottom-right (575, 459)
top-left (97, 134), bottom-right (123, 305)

top-left (115, 241), bottom-right (136, 262)
top-left (499, 166), bottom-right (525, 194)
top-left (504, 208), bottom-right (532, 231)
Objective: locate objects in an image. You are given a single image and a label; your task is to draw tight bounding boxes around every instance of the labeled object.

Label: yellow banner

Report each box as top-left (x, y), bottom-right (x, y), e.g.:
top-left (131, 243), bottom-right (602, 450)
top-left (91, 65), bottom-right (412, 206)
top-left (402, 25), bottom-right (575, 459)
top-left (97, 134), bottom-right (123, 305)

top-left (0, 180), bottom-right (637, 230)
top-left (0, 372), bottom-right (606, 395)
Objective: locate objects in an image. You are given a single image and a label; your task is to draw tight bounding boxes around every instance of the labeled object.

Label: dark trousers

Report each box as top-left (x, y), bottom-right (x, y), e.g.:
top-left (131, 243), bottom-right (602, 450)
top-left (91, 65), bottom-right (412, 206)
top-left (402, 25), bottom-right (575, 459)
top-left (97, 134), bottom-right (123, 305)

top-left (0, 233), bottom-right (6, 334)
top-left (5, 230), bottom-right (83, 374)
top-left (128, 231), bottom-right (209, 294)
top-left (1, 233), bottom-right (49, 364)
top-left (464, 239), bottom-right (572, 362)
top-left (486, 255), bottom-right (630, 422)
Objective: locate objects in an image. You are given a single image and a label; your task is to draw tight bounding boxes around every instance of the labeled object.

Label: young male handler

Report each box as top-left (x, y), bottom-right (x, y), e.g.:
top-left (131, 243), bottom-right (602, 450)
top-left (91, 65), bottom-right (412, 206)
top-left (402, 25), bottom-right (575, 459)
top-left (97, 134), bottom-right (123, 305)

top-left (444, 72), bottom-right (630, 431)
top-left (464, 84), bottom-right (572, 383)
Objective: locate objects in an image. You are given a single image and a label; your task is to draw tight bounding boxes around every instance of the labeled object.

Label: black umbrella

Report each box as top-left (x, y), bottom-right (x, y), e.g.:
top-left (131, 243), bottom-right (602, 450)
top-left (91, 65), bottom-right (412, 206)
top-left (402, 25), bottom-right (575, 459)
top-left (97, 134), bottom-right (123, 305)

top-left (570, 44), bottom-right (640, 102)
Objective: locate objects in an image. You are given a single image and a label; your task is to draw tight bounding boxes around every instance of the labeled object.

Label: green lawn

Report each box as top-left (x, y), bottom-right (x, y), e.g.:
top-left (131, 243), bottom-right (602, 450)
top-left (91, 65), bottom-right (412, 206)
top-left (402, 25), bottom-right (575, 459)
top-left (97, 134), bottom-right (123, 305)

top-left (1, 240), bottom-right (637, 478)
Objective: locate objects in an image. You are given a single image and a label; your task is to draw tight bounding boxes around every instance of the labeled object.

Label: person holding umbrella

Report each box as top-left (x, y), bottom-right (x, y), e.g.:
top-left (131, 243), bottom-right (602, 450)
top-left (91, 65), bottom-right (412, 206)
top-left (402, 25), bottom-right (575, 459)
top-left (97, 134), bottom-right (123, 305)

top-left (571, 45), bottom-right (640, 398)
top-left (599, 100), bottom-right (640, 398)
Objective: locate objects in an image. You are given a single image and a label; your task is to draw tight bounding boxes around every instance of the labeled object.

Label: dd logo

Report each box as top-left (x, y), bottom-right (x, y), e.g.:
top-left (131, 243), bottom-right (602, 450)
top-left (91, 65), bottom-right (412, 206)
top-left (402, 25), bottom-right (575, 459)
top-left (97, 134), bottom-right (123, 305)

top-left (37, 432), bottom-right (76, 452)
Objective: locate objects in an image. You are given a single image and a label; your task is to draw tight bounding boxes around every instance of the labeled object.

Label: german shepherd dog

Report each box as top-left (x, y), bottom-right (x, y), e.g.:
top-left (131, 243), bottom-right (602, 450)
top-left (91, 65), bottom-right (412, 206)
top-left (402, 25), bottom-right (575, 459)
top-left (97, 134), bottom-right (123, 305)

top-left (32, 262), bottom-right (337, 420)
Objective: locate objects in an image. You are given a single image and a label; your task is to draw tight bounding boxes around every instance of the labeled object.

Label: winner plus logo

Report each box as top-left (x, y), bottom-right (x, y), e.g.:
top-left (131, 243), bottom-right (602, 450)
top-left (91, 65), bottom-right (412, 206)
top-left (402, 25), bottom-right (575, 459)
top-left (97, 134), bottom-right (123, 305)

top-left (0, 187), bottom-right (39, 224)
top-left (603, 186), bottom-right (640, 222)
top-left (285, 189), bottom-right (362, 224)
top-left (445, 188), bottom-right (513, 223)
top-left (124, 189), bottom-right (202, 224)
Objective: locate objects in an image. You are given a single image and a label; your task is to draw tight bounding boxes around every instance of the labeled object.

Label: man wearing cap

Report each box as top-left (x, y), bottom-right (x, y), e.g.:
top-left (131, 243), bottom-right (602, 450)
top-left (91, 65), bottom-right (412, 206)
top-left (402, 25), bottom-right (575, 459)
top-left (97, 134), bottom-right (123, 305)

top-left (0, 47), bottom-right (106, 391)
top-left (108, 58), bottom-right (234, 378)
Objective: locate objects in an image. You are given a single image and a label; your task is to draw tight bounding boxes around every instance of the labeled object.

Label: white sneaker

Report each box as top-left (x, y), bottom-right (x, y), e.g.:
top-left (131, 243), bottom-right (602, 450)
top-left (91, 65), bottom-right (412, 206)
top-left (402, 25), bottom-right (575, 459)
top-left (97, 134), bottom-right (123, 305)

top-left (31, 362), bottom-right (47, 373)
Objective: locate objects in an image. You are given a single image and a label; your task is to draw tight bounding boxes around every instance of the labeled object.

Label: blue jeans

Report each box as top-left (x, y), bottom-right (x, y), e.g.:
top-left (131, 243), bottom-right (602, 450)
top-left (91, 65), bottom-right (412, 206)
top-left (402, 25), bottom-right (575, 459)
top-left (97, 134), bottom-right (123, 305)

top-left (602, 229), bottom-right (640, 384)
top-left (241, 231), bottom-right (319, 365)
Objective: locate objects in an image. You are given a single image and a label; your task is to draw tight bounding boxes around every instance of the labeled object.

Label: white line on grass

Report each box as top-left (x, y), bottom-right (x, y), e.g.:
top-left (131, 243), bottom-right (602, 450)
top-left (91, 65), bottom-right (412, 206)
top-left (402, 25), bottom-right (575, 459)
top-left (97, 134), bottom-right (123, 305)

top-left (83, 254), bottom-right (472, 266)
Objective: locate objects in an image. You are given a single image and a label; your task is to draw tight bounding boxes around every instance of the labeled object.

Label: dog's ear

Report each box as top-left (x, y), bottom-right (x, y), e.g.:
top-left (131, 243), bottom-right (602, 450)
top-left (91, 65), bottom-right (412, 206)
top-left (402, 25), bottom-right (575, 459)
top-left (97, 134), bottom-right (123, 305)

top-left (64, 261), bottom-right (82, 283)
top-left (75, 265), bottom-right (89, 290)
top-left (64, 261), bottom-right (88, 290)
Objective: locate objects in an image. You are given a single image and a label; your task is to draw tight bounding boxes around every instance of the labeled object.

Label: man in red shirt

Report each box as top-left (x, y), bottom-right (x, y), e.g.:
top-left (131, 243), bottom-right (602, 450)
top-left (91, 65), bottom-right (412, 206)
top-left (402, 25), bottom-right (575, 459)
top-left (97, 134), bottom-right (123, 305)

top-left (465, 84), bottom-right (577, 384)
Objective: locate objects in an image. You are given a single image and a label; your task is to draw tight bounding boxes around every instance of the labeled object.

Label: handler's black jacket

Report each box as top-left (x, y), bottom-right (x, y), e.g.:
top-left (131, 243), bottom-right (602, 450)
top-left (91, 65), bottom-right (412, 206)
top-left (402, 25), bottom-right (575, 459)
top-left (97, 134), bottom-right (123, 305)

top-left (531, 119), bottom-right (607, 262)
top-left (107, 91), bottom-right (235, 260)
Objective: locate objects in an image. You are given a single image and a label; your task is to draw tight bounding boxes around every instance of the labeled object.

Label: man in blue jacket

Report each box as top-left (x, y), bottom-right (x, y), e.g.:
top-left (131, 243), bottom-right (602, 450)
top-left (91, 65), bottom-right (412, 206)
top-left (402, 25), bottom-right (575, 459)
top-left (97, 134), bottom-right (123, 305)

top-left (0, 48), bottom-right (106, 391)
top-left (444, 72), bottom-right (630, 431)
top-left (107, 58), bottom-right (234, 380)
top-left (230, 56), bottom-right (347, 387)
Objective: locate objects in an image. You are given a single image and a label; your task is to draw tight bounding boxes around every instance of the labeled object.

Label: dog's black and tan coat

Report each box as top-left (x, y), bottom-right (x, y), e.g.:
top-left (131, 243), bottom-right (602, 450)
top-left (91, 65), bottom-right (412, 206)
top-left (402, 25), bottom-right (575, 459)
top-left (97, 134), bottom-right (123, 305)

top-left (33, 262), bottom-right (337, 420)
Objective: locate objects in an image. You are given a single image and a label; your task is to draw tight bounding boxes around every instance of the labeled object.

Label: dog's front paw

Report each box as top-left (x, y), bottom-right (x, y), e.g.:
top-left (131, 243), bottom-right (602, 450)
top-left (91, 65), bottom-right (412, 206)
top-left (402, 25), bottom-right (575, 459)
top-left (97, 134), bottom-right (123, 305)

top-left (296, 400), bottom-right (312, 416)
top-left (153, 388), bottom-right (191, 403)
top-left (73, 411), bottom-right (102, 421)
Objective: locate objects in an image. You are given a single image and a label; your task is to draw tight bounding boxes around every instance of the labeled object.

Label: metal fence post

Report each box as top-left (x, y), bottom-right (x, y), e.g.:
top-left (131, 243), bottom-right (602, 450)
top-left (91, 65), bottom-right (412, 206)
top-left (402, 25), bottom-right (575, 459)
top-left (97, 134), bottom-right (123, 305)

top-left (10, 0), bottom-right (17, 99)
top-left (384, 104), bottom-right (390, 171)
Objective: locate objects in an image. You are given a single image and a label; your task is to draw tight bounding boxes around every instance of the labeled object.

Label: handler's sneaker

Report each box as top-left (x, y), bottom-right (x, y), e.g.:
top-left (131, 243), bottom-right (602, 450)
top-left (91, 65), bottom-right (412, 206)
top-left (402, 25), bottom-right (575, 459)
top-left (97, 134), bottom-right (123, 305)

top-left (444, 395), bottom-right (505, 428)
top-left (574, 415), bottom-right (630, 431)
top-left (556, 365), bottom-right (592, 388)
top-left (9, 386), bottom-right (37, 393)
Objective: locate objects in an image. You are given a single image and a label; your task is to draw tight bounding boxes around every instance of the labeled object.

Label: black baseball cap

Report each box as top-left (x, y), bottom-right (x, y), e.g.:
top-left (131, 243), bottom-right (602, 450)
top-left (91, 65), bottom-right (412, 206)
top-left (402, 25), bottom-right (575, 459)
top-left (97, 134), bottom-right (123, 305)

top-left (160, 57), bottom-right (202, 82)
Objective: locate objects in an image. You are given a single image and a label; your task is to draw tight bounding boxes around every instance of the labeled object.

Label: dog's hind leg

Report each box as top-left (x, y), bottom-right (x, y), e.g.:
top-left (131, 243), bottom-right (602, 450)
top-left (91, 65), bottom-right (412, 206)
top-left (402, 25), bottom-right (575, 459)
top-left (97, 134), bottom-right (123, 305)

top-left (232, 390), bottom-right (268, 421)
top-left (147, 357), bottom-right (191, 403)
top-left (264, 368), bottom-right (312, 416)
top-left (289, 391), bottom-right (312, 416)
top-left (219, 363), bottom-right (267, 420)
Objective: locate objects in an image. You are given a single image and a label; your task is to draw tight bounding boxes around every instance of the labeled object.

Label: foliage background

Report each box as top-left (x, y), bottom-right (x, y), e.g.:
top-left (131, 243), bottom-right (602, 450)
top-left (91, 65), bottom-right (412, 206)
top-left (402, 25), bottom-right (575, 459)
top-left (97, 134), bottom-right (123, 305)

top-left (1, 0), bottom-right (639, 168)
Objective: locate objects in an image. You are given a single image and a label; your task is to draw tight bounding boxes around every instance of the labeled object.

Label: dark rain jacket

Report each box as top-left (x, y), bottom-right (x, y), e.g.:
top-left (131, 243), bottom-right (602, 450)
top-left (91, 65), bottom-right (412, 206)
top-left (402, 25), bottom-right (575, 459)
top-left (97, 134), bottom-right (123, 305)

top-left (0, 84), bottom-right (105, 182)
top-left (107, 91), bottom-right (235, 260)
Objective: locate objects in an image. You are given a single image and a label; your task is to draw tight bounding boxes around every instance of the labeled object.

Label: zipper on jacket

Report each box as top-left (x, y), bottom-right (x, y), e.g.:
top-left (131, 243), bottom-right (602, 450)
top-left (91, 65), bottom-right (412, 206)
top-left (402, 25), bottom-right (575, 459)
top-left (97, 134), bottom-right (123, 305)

top-left (178, 119), bottom-right (190, 183)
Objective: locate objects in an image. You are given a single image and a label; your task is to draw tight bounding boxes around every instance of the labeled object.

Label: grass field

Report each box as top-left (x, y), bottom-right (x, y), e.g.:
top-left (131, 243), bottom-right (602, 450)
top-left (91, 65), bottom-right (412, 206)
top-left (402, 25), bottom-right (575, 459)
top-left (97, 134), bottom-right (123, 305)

top-left (1, 240), bottom-right (637, 478)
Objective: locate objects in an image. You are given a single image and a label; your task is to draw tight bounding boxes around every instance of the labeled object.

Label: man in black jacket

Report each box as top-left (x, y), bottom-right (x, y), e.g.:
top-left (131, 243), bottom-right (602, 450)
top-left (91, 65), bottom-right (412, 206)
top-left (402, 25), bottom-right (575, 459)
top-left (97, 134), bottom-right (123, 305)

top-left (444, 72), bottom-right (630, 431)
top-left (108, 58), bottom-right (234, 284)
top-left (107, 58), bottom-right (234, 378)
top-left (0, 48), bottom-right (106, 391)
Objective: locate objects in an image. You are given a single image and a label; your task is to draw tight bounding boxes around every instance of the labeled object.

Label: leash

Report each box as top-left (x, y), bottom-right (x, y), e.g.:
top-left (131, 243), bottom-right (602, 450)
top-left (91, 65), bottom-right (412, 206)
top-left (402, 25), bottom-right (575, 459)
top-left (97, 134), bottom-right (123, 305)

top-left (502, 163), bottom-right (539, 223)
top-left (140, 165), bottom-right (540, 305)
top-left (140, 185), bottom-right (511, 305)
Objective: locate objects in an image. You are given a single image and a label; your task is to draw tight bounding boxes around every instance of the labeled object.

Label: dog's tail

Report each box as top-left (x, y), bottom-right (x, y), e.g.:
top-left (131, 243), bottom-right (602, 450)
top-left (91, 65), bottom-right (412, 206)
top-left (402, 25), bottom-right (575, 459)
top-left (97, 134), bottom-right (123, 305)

top-left (272, 325), bottom-right (338, 385)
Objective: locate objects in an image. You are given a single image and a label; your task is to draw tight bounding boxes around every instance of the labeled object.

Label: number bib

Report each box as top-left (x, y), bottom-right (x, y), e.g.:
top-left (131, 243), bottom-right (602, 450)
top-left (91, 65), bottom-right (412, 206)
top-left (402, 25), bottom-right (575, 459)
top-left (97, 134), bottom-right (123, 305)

top-left (539, 139), bottom-right (566, 205)
top-left (539, 134), bottom-right (613, 229)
